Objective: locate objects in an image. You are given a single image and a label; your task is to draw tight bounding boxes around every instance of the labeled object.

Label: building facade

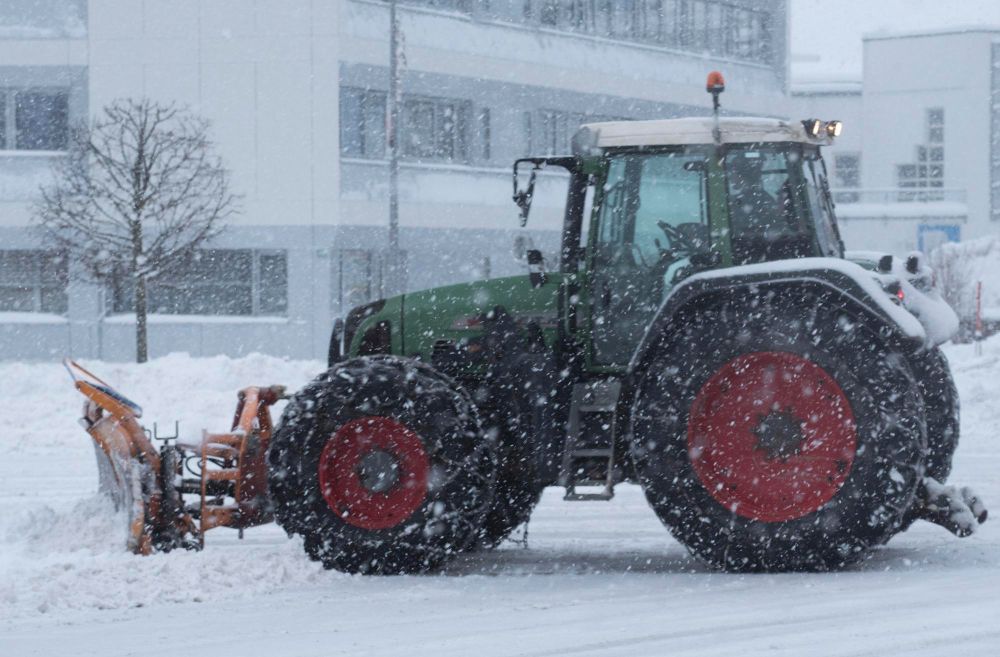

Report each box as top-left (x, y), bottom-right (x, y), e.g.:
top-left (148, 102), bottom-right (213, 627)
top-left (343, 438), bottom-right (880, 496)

top-left (0, 0), bottom-right (789, 360)
top-left (793, 27), bottom-right (1000, 257)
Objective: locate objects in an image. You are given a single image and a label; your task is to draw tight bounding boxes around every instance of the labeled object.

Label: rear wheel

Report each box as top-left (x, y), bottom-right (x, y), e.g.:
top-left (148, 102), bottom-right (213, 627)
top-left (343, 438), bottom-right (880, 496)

top-left (911, 347), bottom-right (959, 482)
top-left (268, 356), bottom-right (496, 574)
top-left (631, 290), bottom-right (926, 571)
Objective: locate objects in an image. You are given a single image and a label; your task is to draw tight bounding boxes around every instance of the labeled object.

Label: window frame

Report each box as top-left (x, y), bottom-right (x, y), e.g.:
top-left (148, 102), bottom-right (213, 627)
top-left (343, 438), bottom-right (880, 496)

top-left (0, 87), bottom-right (71, 152)
top-left (110, 249), bottom-right (289, 317)
top-left (591, 146), bottom-right (713, 266)
top-left (482, 1), bottom-right (775, 65)
top-left (0, 249), bottom-right (68, 314)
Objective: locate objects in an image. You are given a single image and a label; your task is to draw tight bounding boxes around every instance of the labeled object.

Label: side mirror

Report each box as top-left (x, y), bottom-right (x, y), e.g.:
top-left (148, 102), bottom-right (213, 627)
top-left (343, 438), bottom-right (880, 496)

top-left (513, 159), bottom-right (542, 227)
top-left (527, 249), bottom-right (547, 288)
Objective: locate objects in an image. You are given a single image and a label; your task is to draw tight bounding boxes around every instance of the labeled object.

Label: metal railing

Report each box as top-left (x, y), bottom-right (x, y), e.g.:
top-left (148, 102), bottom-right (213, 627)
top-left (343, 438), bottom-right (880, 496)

top-left (831, 188), bottom-right (967, 204)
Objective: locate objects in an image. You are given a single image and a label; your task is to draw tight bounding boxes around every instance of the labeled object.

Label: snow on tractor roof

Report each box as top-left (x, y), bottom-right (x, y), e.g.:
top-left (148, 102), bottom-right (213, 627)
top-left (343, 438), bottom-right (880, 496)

top-left (577, 117), bottom-right (834, 149)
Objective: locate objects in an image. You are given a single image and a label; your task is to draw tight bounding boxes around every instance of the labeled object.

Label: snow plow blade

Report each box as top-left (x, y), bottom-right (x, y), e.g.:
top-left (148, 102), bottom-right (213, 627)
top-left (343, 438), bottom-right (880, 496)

top-left (65, 359), bottom-right (286, 554)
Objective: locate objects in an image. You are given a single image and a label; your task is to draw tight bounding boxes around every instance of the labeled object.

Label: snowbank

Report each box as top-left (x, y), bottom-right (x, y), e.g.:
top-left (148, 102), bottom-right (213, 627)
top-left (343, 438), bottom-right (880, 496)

top-left (0, 346), bottom-right (997, 655)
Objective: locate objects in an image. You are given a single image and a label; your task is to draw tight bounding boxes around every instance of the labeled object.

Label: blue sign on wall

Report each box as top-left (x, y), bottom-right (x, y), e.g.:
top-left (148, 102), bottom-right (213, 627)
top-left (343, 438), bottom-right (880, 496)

top-left (917, 224), bottom-right (961, 252)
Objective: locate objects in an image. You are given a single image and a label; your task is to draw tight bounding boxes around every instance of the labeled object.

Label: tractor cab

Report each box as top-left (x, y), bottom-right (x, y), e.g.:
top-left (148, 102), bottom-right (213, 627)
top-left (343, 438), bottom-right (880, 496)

top-left (511, 108), bottom-right (848, 368)
top-left (570, 115), bottom-right (846, 367)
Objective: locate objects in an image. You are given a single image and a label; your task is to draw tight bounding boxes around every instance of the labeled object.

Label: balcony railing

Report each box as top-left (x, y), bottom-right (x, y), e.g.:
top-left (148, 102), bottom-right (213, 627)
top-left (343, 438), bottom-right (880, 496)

top-left (831, 188), bottom-right (967, 204)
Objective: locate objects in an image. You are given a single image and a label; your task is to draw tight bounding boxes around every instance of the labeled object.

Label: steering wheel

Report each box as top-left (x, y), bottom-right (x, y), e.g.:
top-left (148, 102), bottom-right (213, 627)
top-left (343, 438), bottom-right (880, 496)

top-left (657, 220), bottom-right (698, 255)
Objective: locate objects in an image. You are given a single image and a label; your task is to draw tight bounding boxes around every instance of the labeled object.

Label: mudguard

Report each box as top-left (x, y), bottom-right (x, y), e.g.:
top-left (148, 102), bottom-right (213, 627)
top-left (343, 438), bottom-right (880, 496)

top-left (629, 257), bottom-right (927, 375)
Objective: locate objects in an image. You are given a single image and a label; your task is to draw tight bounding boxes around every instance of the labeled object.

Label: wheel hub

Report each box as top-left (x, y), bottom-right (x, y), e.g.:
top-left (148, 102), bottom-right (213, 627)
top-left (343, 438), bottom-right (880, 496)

top-left (357, 450), bottom-right (401, 493)
top-left (752, 409), bottom-right (806, 461)
top-left (687, 351), bottom-right (857, 522)
top-left (318, 416), bottom-right (429, 530)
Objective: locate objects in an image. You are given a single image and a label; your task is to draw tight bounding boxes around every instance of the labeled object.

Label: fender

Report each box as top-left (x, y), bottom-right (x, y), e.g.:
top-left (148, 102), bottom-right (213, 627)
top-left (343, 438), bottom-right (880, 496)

top-left (629, 258), bottom-right (927, 376)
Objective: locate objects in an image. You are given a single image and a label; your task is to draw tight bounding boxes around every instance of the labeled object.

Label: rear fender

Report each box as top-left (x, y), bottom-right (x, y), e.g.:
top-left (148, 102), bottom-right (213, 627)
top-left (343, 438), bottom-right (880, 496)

top-left (629, 258), bottom-right (927, 377)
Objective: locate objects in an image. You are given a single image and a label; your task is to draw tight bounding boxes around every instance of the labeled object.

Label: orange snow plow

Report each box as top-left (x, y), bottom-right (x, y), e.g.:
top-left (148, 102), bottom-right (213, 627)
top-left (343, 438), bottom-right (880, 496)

top-left (65, 359), bottom-right (286, 553)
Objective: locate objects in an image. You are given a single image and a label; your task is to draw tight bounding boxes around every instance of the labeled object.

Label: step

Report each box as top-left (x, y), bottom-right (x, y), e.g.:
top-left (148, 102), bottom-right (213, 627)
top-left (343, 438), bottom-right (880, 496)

top-left (204, 468), bottom-right (239, 482)
top-left (569, 448), bottom-right (614, 458)
top-left (564, 491), bottom-right (614, 501)
top-left (202, 442), bottom-right (240, 460)
top-left (564, 485), bottom-right (614, 501)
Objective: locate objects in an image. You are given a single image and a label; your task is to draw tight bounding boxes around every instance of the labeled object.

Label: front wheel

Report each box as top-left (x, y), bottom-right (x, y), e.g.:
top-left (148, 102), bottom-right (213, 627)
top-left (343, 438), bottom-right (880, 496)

top-left (267, 356), bottom-right (496, 574)
top-left (631, 289), bottom-right (927, 571)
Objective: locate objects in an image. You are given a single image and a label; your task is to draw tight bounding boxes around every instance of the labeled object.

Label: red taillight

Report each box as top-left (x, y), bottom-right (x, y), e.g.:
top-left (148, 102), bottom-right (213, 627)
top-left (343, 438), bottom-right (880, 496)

top-left (896, 287), bottom-right (906, 302)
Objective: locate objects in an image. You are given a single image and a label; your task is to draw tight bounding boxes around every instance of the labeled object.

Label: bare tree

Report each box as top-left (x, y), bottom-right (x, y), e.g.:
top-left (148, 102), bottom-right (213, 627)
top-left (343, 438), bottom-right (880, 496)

top-left (34, 99), bottom-right (237, 362)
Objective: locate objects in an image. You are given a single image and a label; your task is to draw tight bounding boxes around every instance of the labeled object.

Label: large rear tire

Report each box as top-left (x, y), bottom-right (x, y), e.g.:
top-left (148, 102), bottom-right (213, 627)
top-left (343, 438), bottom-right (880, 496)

top-left (267, 356), bottom-right (496, 574)
top-left (911, 347), bottom-right (959, 482)
top-left (631, 289), bottom-right (927, 571)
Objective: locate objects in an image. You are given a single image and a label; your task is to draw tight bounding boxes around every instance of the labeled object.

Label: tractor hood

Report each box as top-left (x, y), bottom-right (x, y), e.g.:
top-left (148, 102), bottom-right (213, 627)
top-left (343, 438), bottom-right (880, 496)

top-left (400, 274), bottom-right (562, 365)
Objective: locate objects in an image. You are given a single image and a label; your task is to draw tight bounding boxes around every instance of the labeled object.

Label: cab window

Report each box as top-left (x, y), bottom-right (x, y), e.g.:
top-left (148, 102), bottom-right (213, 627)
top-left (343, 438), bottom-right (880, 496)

top-left (725, 145), bottom-right (815, 264)
top-left (591, 148), bottom-right (710, 366)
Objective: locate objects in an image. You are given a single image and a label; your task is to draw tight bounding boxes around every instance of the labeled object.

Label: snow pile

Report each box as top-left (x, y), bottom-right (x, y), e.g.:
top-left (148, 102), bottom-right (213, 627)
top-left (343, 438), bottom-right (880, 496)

top-left (0, 352), bottom-right (330, 619)
top-left (930, 236), bottom-right (1000, 325)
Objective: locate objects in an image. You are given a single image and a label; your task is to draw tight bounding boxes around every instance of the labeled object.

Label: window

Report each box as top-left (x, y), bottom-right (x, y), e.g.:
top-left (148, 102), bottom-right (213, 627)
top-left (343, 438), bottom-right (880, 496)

top-left (0, 89), bottom-right (70, 151)
top-left (592, 148), bottom-right (712, 365)
top-left (524, 109), bottom-right (627, 156)
top-left (0, 250), bottom-right (68, 314)
top-left (338, 249), bottom-right (381, 310)
top-left (896, 109), bottom-right (945, 200)
top-left (726, 147), bottom-right (816, 264)
top-left (340, 88), bottom-right (473, 163)
top-left (0, 0), bottom-right (87, 39)
top-left (335, 248), bottom-right (407, 310)
top-left (927, 108), bottom-right (944, 144)
top-left (402, 95), bottom-right (470, 162)
top-left (514, 1), bottom-right (773, 63)
top-left (402, 0), bottom-right (470, 12)
top-left (479, 108), bottom-right (491, 160)
top-left (833, 153), bottom-right (860, 202)
top-left (526, 109), bottom-right (576, 156)
top-left (111, 250), bottom-right (287, 316)
top-left (800, 150), bottom-right (842, 258)
top-left (340, 87), bottom-right (386, 159)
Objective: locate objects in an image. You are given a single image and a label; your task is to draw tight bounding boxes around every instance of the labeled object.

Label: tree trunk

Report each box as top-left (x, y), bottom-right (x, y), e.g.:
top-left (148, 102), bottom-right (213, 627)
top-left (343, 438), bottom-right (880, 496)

top-left (135, 272), bottom-right (148, 363)
top-left (130, 218), bottom-right (147, 364)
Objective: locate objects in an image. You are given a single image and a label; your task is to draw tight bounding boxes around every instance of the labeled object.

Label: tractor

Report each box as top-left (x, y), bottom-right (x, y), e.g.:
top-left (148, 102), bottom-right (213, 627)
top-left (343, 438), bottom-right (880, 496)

top-left (71, 73), bottom-right (986, 574)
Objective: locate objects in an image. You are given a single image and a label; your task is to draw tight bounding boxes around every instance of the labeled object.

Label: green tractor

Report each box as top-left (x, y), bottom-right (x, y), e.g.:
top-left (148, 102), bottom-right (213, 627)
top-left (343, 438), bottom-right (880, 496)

top-left (268, 75), bottom-right (986, 574)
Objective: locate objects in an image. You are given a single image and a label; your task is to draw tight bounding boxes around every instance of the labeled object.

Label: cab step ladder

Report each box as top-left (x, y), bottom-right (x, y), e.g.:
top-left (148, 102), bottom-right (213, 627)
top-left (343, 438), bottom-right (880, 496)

top-left (560, 380), bottom-right (621, 501)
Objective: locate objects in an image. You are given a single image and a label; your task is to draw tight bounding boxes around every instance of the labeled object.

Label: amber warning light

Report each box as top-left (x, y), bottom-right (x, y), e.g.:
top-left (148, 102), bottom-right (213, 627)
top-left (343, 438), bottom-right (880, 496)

top-left (706, 71), bottom-right (726, 94)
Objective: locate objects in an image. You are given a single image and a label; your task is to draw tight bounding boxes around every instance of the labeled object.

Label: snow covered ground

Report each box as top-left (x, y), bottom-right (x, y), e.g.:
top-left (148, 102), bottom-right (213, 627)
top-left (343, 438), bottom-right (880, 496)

top-left (0, 344), bottom-right (997, 656)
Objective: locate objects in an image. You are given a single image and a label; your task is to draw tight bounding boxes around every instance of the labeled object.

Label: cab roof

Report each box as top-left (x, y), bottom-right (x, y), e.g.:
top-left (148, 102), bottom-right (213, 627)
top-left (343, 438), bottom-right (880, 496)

top-left (576, 117), bottom-right (833, 150)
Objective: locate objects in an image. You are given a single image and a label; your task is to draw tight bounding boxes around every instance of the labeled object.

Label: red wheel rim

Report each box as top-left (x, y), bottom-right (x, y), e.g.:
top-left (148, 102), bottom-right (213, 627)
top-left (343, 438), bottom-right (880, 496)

top-left (318, 416), bottom-right (429, 530)
top-left (687, 351), bottom-right (857, 522)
